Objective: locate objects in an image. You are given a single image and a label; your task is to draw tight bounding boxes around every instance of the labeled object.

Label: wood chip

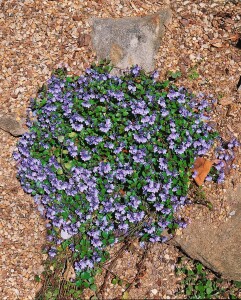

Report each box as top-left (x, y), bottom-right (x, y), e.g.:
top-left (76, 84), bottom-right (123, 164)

top-left (192, 157), bottom-right (214, 186)
top-left (218, 97), bottom-right (233, 106)
top-left (78, 33), bottom-right (91, 47)
top-left (63, 261), bottom-right (76, 282)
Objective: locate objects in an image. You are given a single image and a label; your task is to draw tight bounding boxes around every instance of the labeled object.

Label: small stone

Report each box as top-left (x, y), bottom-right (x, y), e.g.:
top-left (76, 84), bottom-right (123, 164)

top-left (35, 265), bottom-right (45, 275)
top-left (73, 15), bottom-right (82, 21)
top-left (0, 114), bottom-right (27, 137)
top-left (151, 289), bottom-right (158, 295)
top-left (176, 228), bottom-right (182, 236)
top-left (189, 54), bottom-right (196, 61)
top-left (210, 40), bottom-right (223, 48)
top-left (78, 33), bottom-right (91, 47)
top-left (218, 97), bottom-right (233, 106)
top-left (42, 254), bottom-right (48, 261)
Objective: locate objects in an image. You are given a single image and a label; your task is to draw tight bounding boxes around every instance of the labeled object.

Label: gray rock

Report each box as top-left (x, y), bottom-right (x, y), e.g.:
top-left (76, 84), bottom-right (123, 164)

top-left (91, 9), bottom-right (172, 72)
top-left (0, 114), bottom-right (27, 137)
top-left (171, 184), bottom-right (241, 281)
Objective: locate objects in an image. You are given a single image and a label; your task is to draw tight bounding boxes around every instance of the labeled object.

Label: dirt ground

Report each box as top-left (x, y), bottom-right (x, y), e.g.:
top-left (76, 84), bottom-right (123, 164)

top-left (0, 0), bottom-right (241, 299)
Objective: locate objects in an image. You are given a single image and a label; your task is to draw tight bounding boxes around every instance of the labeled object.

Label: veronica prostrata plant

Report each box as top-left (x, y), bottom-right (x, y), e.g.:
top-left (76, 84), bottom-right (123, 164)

top-left (176, 256), bottom-right (241, 299)
top-left (13, 62), bottom-right (239, 291)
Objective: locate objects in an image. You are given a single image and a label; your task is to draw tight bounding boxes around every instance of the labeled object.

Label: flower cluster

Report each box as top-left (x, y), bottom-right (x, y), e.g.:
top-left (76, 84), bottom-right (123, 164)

top-left (13, 63), bottom-right (239, 290)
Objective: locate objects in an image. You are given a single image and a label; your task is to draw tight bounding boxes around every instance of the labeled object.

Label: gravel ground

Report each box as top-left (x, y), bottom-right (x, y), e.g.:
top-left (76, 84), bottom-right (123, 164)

top-left (0, 0), bottom-right (241, 299)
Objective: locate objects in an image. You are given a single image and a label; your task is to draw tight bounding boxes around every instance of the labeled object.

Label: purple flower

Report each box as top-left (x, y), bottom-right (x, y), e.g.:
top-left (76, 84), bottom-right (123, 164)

top-left (154, 203), bottom-right (164, 211)
top-left (130, 147), bottom-right (146, 164)
top-left (49, 247), bottom-right (57, 258)
top-left (143, 179), bottom-right (160, 193)
top-left (85, 136), bottom-right (103, 145)
top-left (141, 114), bottom-right (156, 124)
top-left (71, 123), bottom-right (83, 131)
top-left (129, 196), bottom-right (141, 209)
top-left (205, 175), bottom-right (212, 181)
top-left (161, 109), bottom-right (169, 117)
top-left (105, 142), bottom-right (114, 149)
top-left (99, 119), bottom-right (112, 133)
top-left (133, 132), bottom-right (151, 143)
top-left (150, 236), bottom-right (161, 243)
top-left (128, 85), bottom-right (136, 93)
top-left (168, 132), bottom-right (179, 141)
top-left (159, 158), bottom-right (168, 170)
top-left (131, 65), bottom-right (141, 76)
top-left (131, 101), bottom-right (149, 116)
top-left (80, 150), bottom-right (91, 161)
top-left (217, 172), bottom-right (225, 184)
top-left (66, 140), bottom-right (78, 157)
top-left (94, 162), bottom-right (111, 176)
top-left (167, 90), bottom-right (181, 100)
top-left (192, 170), bottom-right (198, 178)
top-left (151, 70), bottom-right (159, 79)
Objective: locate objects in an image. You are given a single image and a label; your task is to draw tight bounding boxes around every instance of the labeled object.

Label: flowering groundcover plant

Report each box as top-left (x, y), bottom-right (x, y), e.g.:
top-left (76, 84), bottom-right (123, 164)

top-left (13, 62), bottom-right (239, 291)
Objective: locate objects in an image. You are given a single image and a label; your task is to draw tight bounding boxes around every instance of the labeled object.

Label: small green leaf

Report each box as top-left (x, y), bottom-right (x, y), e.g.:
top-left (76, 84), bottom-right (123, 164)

top-left (81, 272), bottom-right (91, 280)
top-left (83, 281), bottom-right (90, 288)
top-left (88, 277), bottom-right (95, 284)
top-left (234, 281), bottom-right (241, 288)
top-left (206, 287), bottom-right (213, 295)
top-left (196, 263), bottom-right (203, 273)
top-left (64, 162), bottom-right (72, 170)
top-left (75, 280), bottom-right (83, 287)
top-left (112, 278), bottom-right (118, 285)
top-left (57, 168), bottom-right (63, 175)
top-left (68, 132), bottom-right (77, 138)
top-left (58, 136), bottom-right (65, 143)
top-left (122, 291), bottom-right (129, 299)
top-left (90, 284), bottom-right (97, 291)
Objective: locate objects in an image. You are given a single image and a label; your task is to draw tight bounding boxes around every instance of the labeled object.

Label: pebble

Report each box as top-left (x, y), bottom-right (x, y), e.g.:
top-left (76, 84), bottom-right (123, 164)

top-left (151, 289), bottom-right (158, 295)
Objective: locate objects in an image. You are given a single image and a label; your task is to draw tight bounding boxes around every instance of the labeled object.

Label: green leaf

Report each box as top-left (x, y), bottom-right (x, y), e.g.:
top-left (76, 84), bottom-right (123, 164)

top-left (88, 277), bottom-right (95, 284)
top-left (64, 162), bottom-right (72, 170)
top-left (234, 281), bottom-right (241, 288)
top-left (58, 136), bottom-right (65, 143)
top-left (186, 286), bottom-right (193, 295)
top-left (81, 272), bottom-right (91, 280)
top-left (68, 132), bottom-right (77, 138)
top-left (196, 263), bottom-right (203, 273)
top-left (197, 285), bottom-right (205, 292)
top-left (112, 278), bottom-right (118, 285)
top-left (75, 280), bottom-right (83, 287)
top-left (57, 168), bottom-right (63, 175)
top-left (90, 284), bottom-right (97, 291)
top-left (122, 291), bottom-right (129, 299)
top-left (206, 287), bottom-right (213, 295)
top-left (83, 281), bottom-right (90, 288)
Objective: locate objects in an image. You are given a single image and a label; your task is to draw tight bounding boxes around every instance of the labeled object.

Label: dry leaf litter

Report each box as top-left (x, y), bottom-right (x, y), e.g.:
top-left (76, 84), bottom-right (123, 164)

top-left (0, 0), bottom-right (241, 299)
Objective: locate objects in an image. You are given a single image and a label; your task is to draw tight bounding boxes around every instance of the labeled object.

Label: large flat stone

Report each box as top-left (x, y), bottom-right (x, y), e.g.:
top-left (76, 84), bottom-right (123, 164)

top-left (91, 9), bottom-right (172, 72)
top-left (171, 184), bottom-right (241, 281)
top-left (0, 114), bottom-right (27, 137)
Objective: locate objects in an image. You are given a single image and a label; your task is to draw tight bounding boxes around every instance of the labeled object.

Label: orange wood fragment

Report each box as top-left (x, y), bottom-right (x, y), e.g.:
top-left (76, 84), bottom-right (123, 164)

top-left (192, 157), bottom-right (214, 186)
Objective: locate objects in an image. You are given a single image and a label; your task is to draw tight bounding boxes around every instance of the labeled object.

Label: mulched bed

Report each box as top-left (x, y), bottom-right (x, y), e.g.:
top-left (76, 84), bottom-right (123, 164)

top-left (0, 0), bottom-right (240, 298)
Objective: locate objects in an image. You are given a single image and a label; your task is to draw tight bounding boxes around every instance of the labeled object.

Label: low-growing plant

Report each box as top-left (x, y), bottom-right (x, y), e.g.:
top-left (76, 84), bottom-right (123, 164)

top-left (176, 256), bottom-right (241, 299)
top-left (13, 62), bottom-right (239, 294)
top-left (188, 67), bottom-right (199, 80)
top-left (167, 70), bottom-right (182, 81)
